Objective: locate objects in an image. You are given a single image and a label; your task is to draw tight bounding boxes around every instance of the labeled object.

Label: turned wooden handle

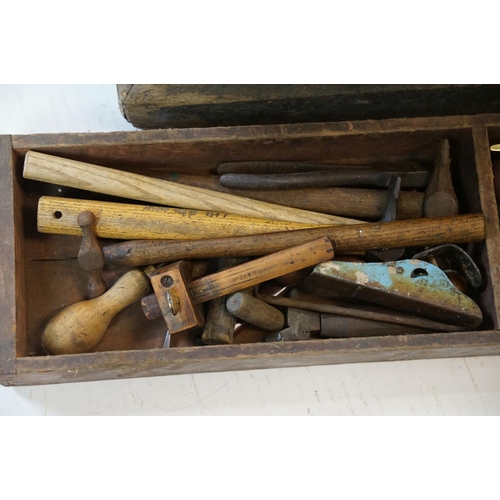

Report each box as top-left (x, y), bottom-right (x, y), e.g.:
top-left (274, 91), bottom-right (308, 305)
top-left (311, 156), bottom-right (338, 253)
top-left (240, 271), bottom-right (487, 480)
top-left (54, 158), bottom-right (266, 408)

top-left (38, 196), bottom-right (330, 239)
top-left (102, 214), bottom-right (486, 268)
top-left (41, 269), bottom-right (151, 355)
top-left (23, 151), bottom-right (361, 225)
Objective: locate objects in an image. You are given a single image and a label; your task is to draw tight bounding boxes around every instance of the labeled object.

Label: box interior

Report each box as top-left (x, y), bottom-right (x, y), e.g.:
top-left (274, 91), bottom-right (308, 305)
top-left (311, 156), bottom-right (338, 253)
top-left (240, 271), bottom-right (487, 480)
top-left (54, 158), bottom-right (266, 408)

top-left (10, 124), bottom-right (496, 361)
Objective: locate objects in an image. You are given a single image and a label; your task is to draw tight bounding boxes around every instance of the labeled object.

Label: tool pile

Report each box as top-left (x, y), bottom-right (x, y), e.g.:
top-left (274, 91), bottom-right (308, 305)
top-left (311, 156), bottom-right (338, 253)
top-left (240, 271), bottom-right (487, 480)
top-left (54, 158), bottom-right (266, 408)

top-left (22, 138), bottom-right (487, 356)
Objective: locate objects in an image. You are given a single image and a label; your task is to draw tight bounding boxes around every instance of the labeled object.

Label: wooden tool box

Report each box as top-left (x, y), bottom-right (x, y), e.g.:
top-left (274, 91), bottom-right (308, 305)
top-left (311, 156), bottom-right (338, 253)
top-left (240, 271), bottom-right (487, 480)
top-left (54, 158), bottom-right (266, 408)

top-left (2, 112), bottom-right (500, 386)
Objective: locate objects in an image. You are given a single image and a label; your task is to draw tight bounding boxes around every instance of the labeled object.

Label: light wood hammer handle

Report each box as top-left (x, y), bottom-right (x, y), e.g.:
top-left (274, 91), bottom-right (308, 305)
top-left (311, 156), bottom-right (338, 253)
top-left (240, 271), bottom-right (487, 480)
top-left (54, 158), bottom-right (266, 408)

top-left (37, 196), bottom-right (329, 240)
top-left (23, 151), bottom-right (361, 225)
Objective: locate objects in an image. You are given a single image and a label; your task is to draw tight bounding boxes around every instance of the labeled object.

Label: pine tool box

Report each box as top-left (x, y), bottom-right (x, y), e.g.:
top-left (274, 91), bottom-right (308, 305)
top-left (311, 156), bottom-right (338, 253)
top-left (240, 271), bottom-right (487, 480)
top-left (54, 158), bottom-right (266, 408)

top-left (1, 84), bottom-right (500, 386)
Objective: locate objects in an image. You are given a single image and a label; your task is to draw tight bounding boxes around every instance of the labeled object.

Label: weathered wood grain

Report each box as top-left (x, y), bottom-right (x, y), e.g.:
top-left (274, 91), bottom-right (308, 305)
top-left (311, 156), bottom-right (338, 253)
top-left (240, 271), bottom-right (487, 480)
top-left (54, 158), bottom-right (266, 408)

top-left (24, 152), bottom-right (359, 225)
top-left (117, 84), bottom-right (500, 129)
top-left (37, 196), bottom-right (334, 240)
top-left (0, 135), bottom-right (23, 374)
top-left (472, 123), bottom-right (500, 328)
top-left (4, 331), bottom-right (500, 386)
top-left (15, 115), bottom-right (500, 173)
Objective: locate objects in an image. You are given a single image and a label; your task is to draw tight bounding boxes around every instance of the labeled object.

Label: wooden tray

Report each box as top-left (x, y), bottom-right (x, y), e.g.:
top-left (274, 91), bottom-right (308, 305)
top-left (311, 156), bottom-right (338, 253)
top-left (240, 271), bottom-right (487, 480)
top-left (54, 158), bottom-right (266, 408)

top-left (2, 113), bottom-right (500, 386)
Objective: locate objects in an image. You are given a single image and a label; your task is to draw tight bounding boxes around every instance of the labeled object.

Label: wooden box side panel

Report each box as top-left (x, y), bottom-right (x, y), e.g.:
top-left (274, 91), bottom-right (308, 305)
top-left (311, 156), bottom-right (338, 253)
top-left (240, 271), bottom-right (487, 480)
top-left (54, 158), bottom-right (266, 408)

top-left (0, 135), bottom-right (26, 376)
top-left (470, 123), bottom-right (500, 328)
top-left (5, 331), bottom-right (500, 386)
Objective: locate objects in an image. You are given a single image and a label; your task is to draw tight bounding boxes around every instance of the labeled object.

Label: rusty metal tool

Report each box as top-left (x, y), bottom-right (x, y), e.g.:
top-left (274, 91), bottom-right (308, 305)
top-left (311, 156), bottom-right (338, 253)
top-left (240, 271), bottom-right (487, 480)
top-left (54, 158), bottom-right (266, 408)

top-left (412, 244), bottom-right (482, 290)
top-left (77, 211), bottom-right (107, 299)
top-left (255, 288), bottom-right (467, 332)
top-left (145, 237), bottom-right (334, 335)
top-left (306, 260), bottom-right (483, 328)
top-left (163, 171), bottom-right (425, 220)
top-left (266, 307), bottom-right (320, 342)
top-left (366, 176), bottom-right (406, 262)
top-left (319, 314), bottom-right (433, 338)
top-left (219, 163), bottom-right (431, 190)
top-left (423, 139), bottom-right (459, 217)
top-left (102, 214), bottom-right (486, 268)
top-left (218, 161), bottom-right (340, 174)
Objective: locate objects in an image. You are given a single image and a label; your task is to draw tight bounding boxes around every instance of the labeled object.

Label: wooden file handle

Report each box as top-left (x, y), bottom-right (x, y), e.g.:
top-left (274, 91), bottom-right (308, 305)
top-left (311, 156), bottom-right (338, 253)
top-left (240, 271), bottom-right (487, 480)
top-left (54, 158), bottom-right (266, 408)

top-left (41, 269), bottom-right (151, 355)
top-left (189, 236), bottom-right (334, 303)
top-left (23, 151), bottom-right (361, 225)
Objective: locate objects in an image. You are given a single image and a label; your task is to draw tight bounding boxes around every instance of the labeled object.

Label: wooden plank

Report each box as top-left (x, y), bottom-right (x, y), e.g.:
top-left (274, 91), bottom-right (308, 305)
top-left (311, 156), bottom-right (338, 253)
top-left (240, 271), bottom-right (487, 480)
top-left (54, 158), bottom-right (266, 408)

top-left (15, 114), bottom-right (500, 151)
top-left (11, 116), bottom-right (500, 182)
top-left (5, 331), bottom-right (500, 386)
top-left (0, 135), bottom-right (23, 375)
top-left (117, 84), bottom-right (500, 129)
top-left (472, 123), bottom-right (500, 327)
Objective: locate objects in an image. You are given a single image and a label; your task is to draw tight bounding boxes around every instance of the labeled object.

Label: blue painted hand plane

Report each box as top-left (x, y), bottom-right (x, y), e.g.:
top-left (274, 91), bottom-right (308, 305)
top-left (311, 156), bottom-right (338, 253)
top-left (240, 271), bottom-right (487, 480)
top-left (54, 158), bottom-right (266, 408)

top-left (306, 259), bottom-right (483, 329)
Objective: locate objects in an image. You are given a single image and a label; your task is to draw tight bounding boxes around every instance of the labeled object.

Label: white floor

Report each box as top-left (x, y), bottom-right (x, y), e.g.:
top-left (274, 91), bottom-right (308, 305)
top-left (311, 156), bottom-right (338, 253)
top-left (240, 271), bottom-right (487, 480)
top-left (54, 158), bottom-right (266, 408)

top-left (1, 84), bottom-right (499, 416)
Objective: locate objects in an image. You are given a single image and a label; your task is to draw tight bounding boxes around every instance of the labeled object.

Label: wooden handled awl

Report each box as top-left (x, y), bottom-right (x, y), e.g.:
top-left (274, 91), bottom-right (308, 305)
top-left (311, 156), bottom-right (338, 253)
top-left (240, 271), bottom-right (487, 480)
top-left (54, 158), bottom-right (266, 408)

top-left (23, 151), bottom-right (361, 225)
top-left (146, 236), bottom-right (334, 334)
top-left (41, 269), bottom-right (151, 355)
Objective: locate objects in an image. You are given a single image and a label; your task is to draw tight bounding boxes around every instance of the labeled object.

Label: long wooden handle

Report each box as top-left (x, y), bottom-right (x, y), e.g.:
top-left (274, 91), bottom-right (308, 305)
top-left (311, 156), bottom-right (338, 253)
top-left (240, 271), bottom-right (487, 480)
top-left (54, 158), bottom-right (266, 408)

top-left (41, 269), bottom-right (151, 355)
top-left (38, 196), bottom-right (328, 240)
top-left (161, 172), bottom-right (425, 219)
top-left (103, 214), bottom-right (486, 268)
top-left (23, 151), bottom-right (361, 225)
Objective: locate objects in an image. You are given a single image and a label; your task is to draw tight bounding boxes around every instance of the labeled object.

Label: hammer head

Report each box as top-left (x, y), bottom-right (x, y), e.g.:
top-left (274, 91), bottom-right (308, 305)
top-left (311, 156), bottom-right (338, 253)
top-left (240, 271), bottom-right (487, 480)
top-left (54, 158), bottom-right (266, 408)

top-left (149, 261), bottom-right (205, 334)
